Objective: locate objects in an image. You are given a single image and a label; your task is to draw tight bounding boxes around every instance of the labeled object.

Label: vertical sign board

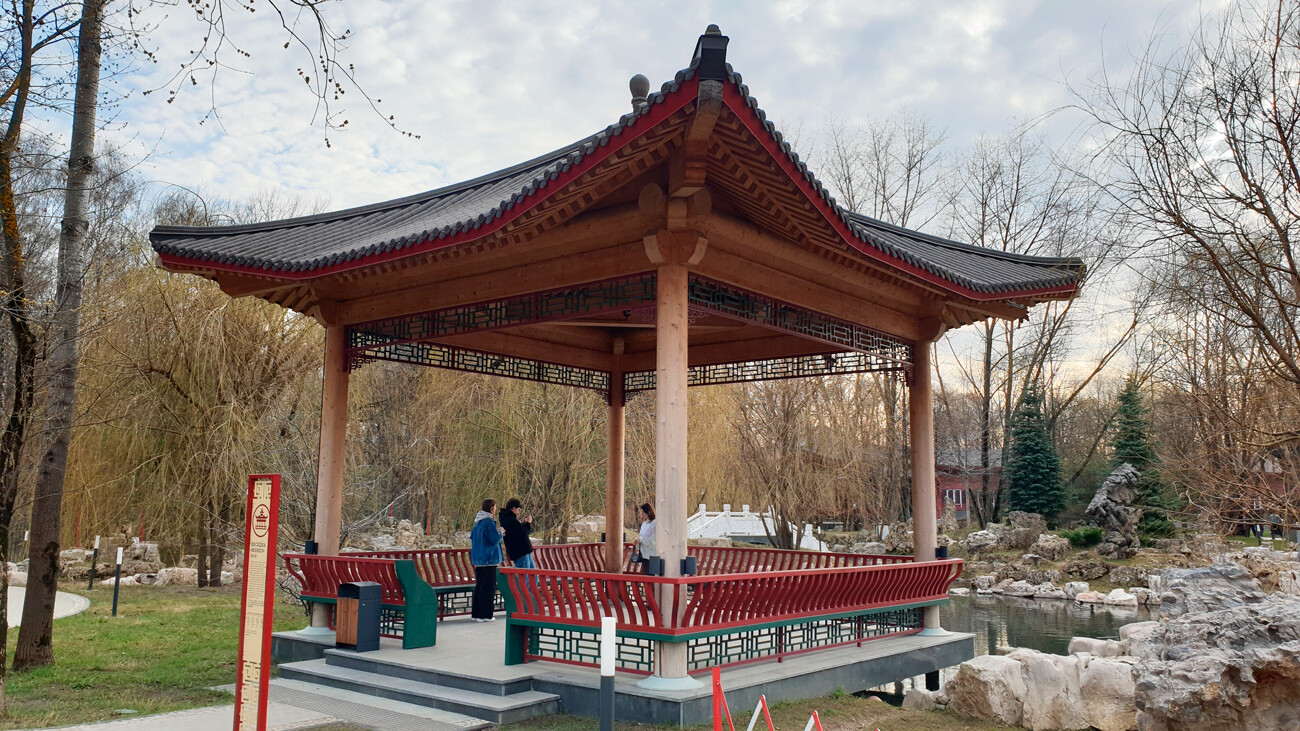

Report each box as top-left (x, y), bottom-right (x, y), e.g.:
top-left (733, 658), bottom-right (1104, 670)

top-left (234, 474), bottom-right (280, 731)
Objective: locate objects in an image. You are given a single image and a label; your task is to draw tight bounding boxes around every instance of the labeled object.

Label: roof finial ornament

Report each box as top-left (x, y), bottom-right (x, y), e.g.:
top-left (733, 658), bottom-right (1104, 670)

top-left (706, 24), bottom-right (721, 35)
top-left (693, 25), bottom-right (730, 81)
top-left (629, 74), bottom-right (650, 112)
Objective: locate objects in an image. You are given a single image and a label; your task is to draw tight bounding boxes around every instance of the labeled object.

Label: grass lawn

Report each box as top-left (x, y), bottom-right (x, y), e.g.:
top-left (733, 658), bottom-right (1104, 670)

top-left (504, 694), bottom-right (1010, 731)
top-left (1225, 534), bottom-right (1292, 551)
top-left (1, 582), bottom-right (308, 730)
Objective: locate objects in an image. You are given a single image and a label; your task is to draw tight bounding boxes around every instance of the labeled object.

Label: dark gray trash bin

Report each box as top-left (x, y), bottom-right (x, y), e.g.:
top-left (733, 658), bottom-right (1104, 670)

top-left (336, 581), bottom-right (381, 652)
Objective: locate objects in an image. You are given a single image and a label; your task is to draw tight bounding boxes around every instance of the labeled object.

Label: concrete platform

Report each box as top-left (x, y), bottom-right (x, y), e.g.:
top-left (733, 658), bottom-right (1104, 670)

top-left (274, 615), bottom-right (974, 726)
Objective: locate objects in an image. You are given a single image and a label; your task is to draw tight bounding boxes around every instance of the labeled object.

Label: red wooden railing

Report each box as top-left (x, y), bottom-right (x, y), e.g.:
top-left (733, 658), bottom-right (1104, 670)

top-left (283, 554), bottom-right (406, 603)
top-left (343, 548), bottom-right (476, 587)
top-left (497, 558), bottom-right (963, 637)
top-left (688, 545), bottom-right (911, 574)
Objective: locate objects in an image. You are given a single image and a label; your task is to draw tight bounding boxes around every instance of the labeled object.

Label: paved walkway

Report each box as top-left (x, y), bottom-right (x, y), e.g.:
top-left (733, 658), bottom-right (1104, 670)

top-left (30, 678), bottom-right (488, 731)
top-left (7, 586), bottom-right (90, 627)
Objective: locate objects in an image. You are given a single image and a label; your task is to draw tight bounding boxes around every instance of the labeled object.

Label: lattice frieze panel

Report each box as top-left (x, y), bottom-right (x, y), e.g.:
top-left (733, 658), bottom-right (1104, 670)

top-left (623, 350), bottom-right (908, 393)
top-left (351, 333), bottom-right (609, 392)
top-left (688, 276), bottom-right (912, 363)
top-left (351, 273), bottom-right (657, 346)
top-left (685, 607), bottom-right (923, 670)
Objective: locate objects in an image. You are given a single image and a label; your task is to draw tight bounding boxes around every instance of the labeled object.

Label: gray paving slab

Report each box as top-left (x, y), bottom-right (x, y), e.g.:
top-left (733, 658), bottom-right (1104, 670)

top-left (7, 586), bottom-right (90, 627)
top-left (26, 701), bottom-right (335, 731)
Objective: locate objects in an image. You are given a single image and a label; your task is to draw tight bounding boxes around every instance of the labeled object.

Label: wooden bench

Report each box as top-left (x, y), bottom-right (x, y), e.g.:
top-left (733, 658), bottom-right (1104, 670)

top-left (282, 554), bottom-right (438, 649)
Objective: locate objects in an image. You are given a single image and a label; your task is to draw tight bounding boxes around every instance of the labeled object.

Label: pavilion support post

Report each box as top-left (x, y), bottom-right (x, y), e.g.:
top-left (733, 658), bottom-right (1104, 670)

top-left (604, 340), bottom-right (626, 574)
top-left (909, 338), bottom-right (945, 635)
top-left (640, 261), bottom-right (698, 689)
top-left (308, 321), bottom-right (350, 631)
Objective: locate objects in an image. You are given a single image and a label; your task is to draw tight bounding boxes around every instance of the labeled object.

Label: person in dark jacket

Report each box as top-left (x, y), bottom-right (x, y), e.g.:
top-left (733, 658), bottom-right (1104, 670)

top-left (469, 498), bottom-right (503, 622)
top-left (500, 498), bottom-right (535, 569)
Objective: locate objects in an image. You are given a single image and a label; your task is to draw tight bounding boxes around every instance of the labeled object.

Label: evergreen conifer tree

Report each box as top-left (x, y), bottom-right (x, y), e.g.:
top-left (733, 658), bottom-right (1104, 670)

top-left (1110, 375), bottom-right (1176, 538)
top-left (1005, 386), bottom-right (1063, 522)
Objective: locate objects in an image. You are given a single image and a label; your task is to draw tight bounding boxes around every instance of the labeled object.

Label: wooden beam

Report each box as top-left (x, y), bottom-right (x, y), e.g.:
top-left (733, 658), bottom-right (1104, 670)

top-left (694, 245), bottom-right (922, 342)
top-left (336, 239), bottom-right (648, 325)
top-left (622, 333), bottom-right (846, 372)
top-left (668, 81), bottom-right (723, 197)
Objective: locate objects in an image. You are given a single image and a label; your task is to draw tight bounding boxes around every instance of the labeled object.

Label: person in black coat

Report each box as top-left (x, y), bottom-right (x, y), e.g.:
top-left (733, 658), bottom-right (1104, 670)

top-left (500, 498), bottom-right (535, 568)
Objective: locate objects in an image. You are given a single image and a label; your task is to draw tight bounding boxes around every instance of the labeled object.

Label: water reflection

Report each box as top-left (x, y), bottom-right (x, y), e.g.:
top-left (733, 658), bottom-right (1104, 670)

top-left (874, 594), bottom-right (1153, 694)
top-left (941, 593), bottom-right (1154, 657)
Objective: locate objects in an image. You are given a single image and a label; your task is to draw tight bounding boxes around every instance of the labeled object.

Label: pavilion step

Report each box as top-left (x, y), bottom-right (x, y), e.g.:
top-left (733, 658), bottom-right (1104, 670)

top-left (324, 647), bottom-right (534, 696)
top-left (277, 659), bottom-right (560, 725)
top-left (269, 678), bottom-right (494, 731)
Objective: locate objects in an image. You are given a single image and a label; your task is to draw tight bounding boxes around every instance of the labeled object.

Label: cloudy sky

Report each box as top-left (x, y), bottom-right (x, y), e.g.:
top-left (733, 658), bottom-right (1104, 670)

top-left (102, 0), bottom-right (1215, 216)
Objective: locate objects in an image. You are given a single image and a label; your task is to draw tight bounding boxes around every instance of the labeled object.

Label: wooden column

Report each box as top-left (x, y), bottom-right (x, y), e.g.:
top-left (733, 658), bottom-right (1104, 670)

top-left (909, 339), bottom-right (942, 632)
top-left (654, 262), bottom-right (690, 679)
top-left (310, 321), bottom-right (350, 629)
top-left (605, 339), bottom-right (626, 574)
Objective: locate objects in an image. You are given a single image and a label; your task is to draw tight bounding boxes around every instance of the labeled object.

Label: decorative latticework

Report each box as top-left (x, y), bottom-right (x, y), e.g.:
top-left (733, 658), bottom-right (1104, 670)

top-left (686, 607), bottom-right (923, 670)
top-left (345, 272), bottom-right (913, 394)
top-left (623, 350), bottom-right (908, 393)
top-left (351, 273), bottom-right (657, 347)
top-left (688, 276), bottom-right (913, 365)
top-left (350, 333), bottom-right (609, 391)
top-left (528, 625), bottom-right (656, 673)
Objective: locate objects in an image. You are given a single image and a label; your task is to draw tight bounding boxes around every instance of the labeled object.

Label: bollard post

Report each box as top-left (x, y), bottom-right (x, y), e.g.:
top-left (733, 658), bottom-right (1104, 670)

top-left (111, 546), bottom-right (123, 617)
top-left (600, 615), bottom-right (616, 731)
top-left (88, 536), bottom-right (100, 590)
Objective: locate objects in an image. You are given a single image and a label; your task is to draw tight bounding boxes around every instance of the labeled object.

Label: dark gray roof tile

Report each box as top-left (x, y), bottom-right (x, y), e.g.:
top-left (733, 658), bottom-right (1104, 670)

top-left (152, 44), bottom-right (1083, 297)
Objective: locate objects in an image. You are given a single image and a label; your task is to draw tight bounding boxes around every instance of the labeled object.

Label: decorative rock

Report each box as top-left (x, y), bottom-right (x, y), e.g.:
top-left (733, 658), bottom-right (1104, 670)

top-left (117, 574), bottom-right (140, 586)
top-left (1159, 563), bottom-right (1265, 618)
top-left (1033, 583), bottom-right (1068, 600)
top-left (1004, 580), bottom-right (1038, 598)
top-left (992, 578), bottom-right (1014, 594)
top-left (1128, 587), bottom-right (1157, 606)
top-left (966, 530), bottom-right (1000, 552)
top-left (1078, 655), bottom-right (1140, 731)
top-left (180, 554), bottom-right (199, 569)
top-left (1130, 582), bottom-right (1300, 729)
top-left (1086, 464), bottom-right (1143, 559)
top-left (1064, 581), bottom-right (1090, 599)
top-left (949, 587), bottom-right (970, 596)
top-left (1104, 588), bottom-right (1138, 606)
top-left (1118, 620), bottom-right (1158, 643)
top-left (1017, 553), bottom-right (1046, 566)
top-left (60, 548), bottom-right (93, 563)
top-left (1107, 565), bottom-right (1148, 588)
top-left (8, 570), bottom-right (25, 586)
top-left (367, 534), bottom-right (396, 551)
top-left (944, 654), bottom-right (1028, 726)
top-left (849, 541), bottom-right (887, 555)
top-left (1023, 568), bottom-right (1063, 585)
top-left (1075, 591), bottom-right (1107, 604)
top-left (153, 567), bottom-right (198, 586)
top-left (1003, 511), bottom-right (1048, 551)
top-left (1007, 648), bottom-right (1090, 730)
top-left (1063, 558), bottom-right (1111, 581)
top-left (1281, 568), bottom-right (1300, 597)
top-left (1029, 533), bottom-right (1072, 561)
top-left (902, 687), bottom-right (945, 711)
top-left (1068, 636), bottom-right (1124, 657)
top-left (974, 574), bottom-right (998, 591)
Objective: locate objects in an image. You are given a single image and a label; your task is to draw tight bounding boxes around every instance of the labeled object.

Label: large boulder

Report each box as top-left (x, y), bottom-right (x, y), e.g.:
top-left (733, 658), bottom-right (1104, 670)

top-left (1064, 581), bottom-right (1090, 599)
top-left (966, 530), bottom-right (1001, 552)
top-left (1104, 588), bottom-right (1138, 607)
top-left (1108, 565), bottom-right (1148, 588)
top-left (1158, 563), bottom-right (1265, 618)
top-left (1131, 591), bottom-right (1300, 730)
top-left (945, 654), bottom-right (1028, 726)
top-left (60, 548), bottom-right (92, 564)
top-left (945, 649), bottom-right (1137, 731)
top-left (1086, 464), bottom-right (1143, 559)
top-left (153, 567), bottom-right (198, 586)
top-left (1004, 511), bottom-right (1048, 551)
top-left (1064, 558), bottom-right (1111, 581)
top-left (1030, 533), bottom-right (1072, 561)
top-left (848, 541), bottom-right (887, 555)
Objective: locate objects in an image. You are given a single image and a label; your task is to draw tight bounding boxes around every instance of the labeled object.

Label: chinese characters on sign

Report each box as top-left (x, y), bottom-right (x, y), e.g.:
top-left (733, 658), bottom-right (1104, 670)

top-left (234, 475), bottom-right (280, 731)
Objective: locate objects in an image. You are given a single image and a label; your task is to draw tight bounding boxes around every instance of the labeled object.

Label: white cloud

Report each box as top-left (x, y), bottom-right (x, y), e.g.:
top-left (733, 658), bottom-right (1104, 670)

top-left (101, 0), bottom-right (1205, 215)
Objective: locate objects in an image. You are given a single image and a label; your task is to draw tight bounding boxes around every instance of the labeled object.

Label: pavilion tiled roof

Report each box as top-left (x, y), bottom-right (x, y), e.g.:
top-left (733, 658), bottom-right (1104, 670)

top-left (151, 45), bottom-right (1085, 298)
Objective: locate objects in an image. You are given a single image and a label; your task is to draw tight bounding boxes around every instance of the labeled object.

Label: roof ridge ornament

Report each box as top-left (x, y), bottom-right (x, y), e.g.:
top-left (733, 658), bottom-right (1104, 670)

top-left (629, 74), bottom-right (650, 112)
top-left (692, 25), bottom-right (729, 81)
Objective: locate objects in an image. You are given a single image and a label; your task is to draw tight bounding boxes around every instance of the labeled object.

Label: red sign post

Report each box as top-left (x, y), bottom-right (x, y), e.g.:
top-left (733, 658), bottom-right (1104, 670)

top-left (234, 474), bottom-right (280, 731)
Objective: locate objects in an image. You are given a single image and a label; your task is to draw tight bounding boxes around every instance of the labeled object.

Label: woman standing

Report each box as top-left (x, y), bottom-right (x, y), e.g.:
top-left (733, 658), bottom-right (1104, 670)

top-left (634, 503), bottom-right (656, 571)
top-left (469, 499), bottom-right (503, 622)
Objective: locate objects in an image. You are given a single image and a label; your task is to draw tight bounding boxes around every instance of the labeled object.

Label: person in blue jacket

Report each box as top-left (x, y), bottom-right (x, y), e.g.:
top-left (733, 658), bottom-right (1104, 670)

top-left (469, 498), bottom-right (504, 622)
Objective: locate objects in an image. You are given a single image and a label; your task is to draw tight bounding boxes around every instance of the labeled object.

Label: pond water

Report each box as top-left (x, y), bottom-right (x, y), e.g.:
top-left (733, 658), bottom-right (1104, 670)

top-left (880, 593), bottom-right (1154, 693)
top-left (941, 593), bottom-right (1154, 657)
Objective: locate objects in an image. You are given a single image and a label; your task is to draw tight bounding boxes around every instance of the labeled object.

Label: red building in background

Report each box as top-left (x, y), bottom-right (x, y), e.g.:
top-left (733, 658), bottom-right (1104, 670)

top-left (936, 448), bottom-right (1001, 523)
